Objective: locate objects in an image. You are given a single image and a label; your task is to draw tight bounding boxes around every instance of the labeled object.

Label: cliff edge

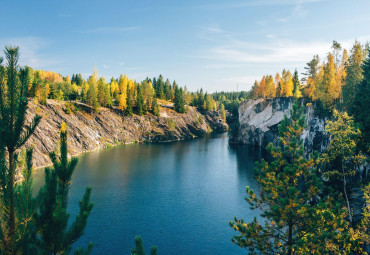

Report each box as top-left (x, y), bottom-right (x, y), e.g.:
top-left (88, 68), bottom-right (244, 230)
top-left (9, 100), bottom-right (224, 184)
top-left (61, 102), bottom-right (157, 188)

top-left (229, 97), bottom-right (330, 155)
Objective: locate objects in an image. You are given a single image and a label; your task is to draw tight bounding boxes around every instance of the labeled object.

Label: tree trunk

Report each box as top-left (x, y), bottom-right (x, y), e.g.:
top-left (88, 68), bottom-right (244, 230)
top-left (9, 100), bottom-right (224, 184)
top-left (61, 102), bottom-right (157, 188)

top-left (287, 219), bottom-right (293, 255)
top-left (343, 168), bottom-right (352, 223)
top-left (8, 149), bottom-right (15, 255)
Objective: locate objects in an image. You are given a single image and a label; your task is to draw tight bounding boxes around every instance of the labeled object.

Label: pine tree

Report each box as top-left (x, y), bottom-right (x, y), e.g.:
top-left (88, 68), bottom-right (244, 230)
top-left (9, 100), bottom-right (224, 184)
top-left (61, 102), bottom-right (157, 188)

top-left (136, 86), bottom-right (143, 116)
top-left (174, 87), bottom-right (185, 113)
top-left (131, 236), bottom-right (157, 255)
top-left (0, 47), bottom-right (41, 254)
top-left (14, 148), bottom-right (39, 254)
top-left (292, 69), bottom-right (301, 98)
top-left (86, 83), bottom-right (99, 113)
top-left (151, 96), bottom-right (160, 117)
top-left (126, 85), bottom-right (133, 117)
top-left (164, 79), bottom-right (172, 101)
top-left (352, 51), bottom-right (370, 151)
top-left (343, 41), bottom-right (364, 110)
top-left (36, 123), bottom-right (94, 254)
top-left (156, 75), bottom-right (164, 99)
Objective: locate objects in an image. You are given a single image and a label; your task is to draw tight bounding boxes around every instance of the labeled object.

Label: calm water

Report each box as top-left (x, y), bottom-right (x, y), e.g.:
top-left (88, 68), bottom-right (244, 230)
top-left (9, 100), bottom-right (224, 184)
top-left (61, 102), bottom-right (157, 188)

top-left (34, 133), bottom-right (262, 254)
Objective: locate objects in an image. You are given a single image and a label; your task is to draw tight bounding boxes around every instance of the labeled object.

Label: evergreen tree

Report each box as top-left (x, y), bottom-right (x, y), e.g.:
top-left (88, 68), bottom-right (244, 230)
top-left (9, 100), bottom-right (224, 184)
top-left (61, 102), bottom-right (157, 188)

top-left (156, 75), bottom-right (164, 99)
top-left (174, 87), bottom-right (185, 113)
top-left (352, 51), bottom-right (370, 151)
top-left (0, 47), bottom-right (41, 254)
top-left (71, 73), bottom-right (84, 86)
top-left (131, 236), bottom-right (157, 255)
top-left (86, 83), bottom-right (99, 113)
top-left (126, 85), bottom-right (133, 117)
top-left (343, 41), bottom-right (364, 110)
top-left (164, 79), bottom-right (172, 101)
top-left (292, 69), bottom-right (301, 98)
top-left (136, 86), bottom-right (143, 116)
top-left (151, 95), bottom-right (160, 117)
top-left (36, 123), bottom-right (94, 254)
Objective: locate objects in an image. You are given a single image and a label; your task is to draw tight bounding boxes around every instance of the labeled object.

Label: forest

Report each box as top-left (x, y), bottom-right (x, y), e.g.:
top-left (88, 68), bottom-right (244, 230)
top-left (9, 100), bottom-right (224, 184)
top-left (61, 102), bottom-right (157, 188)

top-left (0, 37), bottom-right (369, 254)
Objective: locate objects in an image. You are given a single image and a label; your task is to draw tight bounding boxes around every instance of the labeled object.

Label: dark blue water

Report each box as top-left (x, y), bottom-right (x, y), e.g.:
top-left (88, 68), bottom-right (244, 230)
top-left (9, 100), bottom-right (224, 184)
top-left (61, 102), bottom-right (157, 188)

top-left (35, 133), bottom-right (262, 254)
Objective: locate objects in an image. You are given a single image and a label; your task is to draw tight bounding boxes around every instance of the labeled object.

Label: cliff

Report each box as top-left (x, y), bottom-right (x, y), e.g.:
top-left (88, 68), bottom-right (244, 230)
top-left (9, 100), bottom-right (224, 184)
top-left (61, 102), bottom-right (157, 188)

top-left (24, 100), bottom-right (228, 168)
top-left (229, 97), bottom-right (330, 155)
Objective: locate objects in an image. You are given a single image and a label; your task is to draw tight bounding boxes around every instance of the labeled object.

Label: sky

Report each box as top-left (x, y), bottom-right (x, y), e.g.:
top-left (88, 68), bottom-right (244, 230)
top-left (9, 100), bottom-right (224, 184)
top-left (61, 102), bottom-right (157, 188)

top-left (1, 0), bottom-right (370, 92)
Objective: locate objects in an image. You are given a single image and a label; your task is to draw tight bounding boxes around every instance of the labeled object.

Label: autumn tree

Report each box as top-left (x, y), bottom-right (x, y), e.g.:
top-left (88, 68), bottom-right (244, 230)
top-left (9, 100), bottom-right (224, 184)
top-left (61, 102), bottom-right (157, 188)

top-left (219, 103), bottom-right (226, 121)
top-left (280, 69), bottom-right (294, 97)
top-left (321, 110), bottom-right (365, 224)
top-left (302, 55), bottom-right (320, 99)
top-left (265, 75), bottom-right (275, 98)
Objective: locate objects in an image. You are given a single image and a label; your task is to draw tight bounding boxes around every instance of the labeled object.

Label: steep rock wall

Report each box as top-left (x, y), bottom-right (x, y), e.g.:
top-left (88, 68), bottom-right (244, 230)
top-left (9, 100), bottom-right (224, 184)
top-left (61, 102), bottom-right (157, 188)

top-left (230, 97), bottom-right (330, 155)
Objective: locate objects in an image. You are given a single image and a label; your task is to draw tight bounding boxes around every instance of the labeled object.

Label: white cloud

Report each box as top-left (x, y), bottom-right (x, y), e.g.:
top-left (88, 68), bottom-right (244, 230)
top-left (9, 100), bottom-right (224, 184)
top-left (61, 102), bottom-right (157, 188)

top-left (0, 37), bottom-right (58, 68)
top-left (202, 39), bottom-right (331, 64)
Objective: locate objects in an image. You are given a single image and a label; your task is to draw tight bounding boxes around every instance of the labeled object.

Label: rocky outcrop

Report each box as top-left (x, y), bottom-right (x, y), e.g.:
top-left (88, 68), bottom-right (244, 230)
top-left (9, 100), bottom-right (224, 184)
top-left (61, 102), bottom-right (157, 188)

top-left (203, 110), bottom-right (228, 132)
top-left (24, 100), bottom-right (227, 168)
top-left (229, 97), bottom-right (330, 155)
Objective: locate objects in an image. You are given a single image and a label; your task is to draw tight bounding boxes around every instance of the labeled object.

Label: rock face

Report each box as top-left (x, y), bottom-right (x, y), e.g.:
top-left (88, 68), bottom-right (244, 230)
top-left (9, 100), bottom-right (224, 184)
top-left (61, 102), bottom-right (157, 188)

top-left (230, 97), bottom-right (330, 155)
top-left (25, 100), bottom-right (227, 168)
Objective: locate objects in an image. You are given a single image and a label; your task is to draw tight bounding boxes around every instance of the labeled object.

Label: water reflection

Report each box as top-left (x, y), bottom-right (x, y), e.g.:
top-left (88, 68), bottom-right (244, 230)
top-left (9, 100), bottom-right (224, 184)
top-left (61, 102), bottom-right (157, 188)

top-left (33, 133), bottom-right (262, 254)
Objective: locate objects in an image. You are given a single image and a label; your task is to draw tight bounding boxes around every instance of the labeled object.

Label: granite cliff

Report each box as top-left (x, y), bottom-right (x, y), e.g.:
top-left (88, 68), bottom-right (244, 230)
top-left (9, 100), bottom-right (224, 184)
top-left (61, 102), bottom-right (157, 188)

top-left (229, 97), bottom-right (330, 155)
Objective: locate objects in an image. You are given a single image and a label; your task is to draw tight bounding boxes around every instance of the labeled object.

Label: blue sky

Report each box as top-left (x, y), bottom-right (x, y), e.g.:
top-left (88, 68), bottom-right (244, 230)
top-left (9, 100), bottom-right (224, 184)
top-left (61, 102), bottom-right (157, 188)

top-left (1, 0), bottom-right (370, 92)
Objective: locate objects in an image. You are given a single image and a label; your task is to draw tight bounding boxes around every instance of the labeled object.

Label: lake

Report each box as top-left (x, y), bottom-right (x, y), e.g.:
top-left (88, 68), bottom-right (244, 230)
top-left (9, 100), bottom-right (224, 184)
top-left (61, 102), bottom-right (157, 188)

top-left (34, 133), bottom-right (262, 254)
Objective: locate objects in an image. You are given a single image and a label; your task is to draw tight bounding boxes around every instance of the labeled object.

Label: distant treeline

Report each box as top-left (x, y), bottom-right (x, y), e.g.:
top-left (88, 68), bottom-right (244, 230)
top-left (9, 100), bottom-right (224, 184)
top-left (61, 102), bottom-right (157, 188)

top-left (22, 67), bottom-right (227, 118)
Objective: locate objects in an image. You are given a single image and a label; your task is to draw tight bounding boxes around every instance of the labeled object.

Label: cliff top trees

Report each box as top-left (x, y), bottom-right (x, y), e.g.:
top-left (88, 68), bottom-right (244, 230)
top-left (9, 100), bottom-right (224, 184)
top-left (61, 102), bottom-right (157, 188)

top-left (292, 69), bottom-right (301, 98)
top-left (352, 51), bottom-right (370, 151)
top-left (343, 41), bottom-right (365, 110)
top-left (174, 86), bottom-right (185, 113)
